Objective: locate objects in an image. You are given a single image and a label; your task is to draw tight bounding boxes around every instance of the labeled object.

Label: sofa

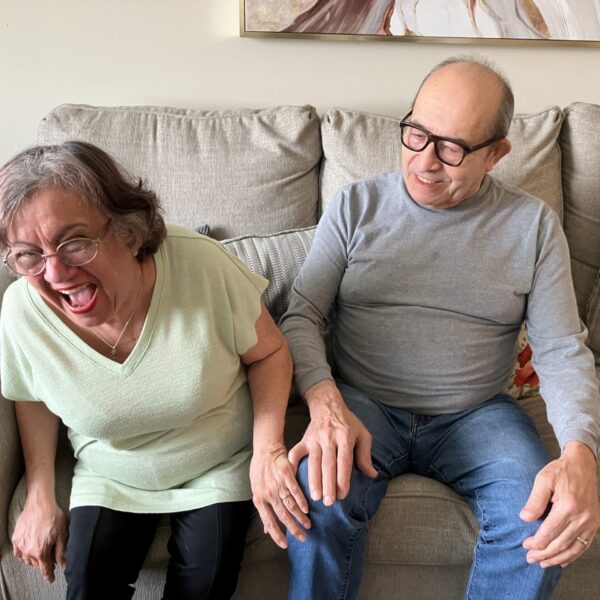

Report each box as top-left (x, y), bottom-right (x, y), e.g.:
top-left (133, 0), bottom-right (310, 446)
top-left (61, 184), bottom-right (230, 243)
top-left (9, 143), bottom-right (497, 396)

top-left (1, 102), bottom-right (599, 600)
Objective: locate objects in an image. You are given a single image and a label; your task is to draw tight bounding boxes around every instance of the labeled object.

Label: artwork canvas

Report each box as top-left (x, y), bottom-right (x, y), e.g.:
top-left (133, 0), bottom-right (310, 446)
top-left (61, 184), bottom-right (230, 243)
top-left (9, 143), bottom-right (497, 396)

top-left (241, 0), bottom-right (600, 46)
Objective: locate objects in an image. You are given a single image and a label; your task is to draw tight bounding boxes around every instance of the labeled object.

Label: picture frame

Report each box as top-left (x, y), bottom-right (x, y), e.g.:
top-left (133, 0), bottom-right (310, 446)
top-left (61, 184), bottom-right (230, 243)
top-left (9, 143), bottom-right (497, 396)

top-left (240, 1), bottom-right (600, 47)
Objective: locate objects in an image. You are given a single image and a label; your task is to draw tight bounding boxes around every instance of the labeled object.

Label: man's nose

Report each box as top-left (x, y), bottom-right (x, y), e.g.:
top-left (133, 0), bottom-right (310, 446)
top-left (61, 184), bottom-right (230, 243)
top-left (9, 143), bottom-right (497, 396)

top-left (417, 141), bottom-right (442, 170)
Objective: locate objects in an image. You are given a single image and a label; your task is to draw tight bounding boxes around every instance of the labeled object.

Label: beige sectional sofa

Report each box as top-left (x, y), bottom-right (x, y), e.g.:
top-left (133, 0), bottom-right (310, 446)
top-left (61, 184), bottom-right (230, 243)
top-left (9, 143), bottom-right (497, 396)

top-left (1, 102), bottom-right (599, 599)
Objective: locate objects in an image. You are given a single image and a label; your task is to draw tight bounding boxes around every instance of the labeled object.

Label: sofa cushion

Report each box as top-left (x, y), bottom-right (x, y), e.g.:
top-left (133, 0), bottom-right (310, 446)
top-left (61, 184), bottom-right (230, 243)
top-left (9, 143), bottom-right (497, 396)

top-left (221, 227), bottom-right (316, 322)
top-left (319, 107), bottom-right (564, 220)
top-left (587, 270), bottom-right (600, 363)
top-left (505, 326), bottom-right (540, 399)
top-left (38, 104), bottom-right (322, 239)
top-left (561, 103), bottom-right (600, 320)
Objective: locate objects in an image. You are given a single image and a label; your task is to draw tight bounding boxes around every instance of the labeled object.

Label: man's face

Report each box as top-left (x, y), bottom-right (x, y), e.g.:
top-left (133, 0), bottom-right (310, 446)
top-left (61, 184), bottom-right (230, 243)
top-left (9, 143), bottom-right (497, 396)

top-left (401, 64), bottom-right (511, 210)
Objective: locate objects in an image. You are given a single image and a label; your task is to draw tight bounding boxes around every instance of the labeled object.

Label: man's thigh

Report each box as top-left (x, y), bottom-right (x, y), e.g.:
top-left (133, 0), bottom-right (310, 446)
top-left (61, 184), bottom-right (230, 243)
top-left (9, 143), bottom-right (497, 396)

top-left (336, 379), bottom-right (412, 477)
top-left (415, 395), bottom-right (550, 533)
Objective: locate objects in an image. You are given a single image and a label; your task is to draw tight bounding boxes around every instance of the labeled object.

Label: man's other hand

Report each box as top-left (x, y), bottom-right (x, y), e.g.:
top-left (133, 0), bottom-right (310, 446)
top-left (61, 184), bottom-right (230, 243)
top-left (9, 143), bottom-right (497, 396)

top-left (521, 440), bottom-right (600, 567)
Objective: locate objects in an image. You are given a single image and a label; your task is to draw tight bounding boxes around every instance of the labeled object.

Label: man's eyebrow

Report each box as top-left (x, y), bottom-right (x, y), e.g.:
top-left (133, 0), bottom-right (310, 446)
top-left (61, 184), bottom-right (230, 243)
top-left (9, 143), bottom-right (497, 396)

top-left (10, 223), bottom-right (89, 248)
top-left (408, 117), bottom-right (470, 146)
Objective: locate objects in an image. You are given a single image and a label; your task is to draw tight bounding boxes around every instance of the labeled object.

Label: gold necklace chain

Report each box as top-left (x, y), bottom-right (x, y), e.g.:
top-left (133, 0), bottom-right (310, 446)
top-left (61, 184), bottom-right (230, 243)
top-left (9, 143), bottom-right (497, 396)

top-left (92, 263), bottom-right (143, 359)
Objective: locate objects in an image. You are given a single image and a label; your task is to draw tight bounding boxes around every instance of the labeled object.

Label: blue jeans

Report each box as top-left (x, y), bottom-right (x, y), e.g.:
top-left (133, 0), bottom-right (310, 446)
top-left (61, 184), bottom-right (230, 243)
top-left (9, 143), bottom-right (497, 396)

top-left (287, 381), bottom-right (562, 600)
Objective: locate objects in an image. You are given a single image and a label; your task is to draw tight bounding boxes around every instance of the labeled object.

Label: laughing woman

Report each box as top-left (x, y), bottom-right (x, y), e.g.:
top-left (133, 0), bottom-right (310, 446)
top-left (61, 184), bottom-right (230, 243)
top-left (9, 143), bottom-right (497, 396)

top-left (0, 141), bottom-right (309, 600)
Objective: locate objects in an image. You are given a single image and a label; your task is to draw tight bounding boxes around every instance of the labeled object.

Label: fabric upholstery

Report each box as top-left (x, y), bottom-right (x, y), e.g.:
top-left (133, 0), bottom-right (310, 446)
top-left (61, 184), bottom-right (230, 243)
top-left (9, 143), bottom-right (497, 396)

top-left (587, 271), bottom-right (600, 363)
top-left (561, 102), bottom-right (600, 320)
top-left (319, 107), bottom-right (564, 218)
top-left (221, 227), bottom-right (316, 322)
top-left (37, 104), bottom-right (322, 239)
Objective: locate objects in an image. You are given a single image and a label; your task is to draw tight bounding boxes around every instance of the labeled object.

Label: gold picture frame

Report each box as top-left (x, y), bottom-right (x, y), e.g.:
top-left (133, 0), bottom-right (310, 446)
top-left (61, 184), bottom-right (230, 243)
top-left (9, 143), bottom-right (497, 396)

top-left (240, 0), bottom-right (600, 47)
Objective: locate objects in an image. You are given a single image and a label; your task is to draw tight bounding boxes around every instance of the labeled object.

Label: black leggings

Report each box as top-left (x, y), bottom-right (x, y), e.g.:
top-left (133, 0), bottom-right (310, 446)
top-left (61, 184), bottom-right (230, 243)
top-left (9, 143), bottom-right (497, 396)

top-left (64, 501), bottom-right (253, 600)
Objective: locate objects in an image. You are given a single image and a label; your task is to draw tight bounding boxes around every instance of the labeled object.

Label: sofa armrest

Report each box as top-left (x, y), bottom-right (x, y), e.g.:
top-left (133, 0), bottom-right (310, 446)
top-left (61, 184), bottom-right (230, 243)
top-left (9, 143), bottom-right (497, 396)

top-left (0, 397), bottom-right (23, 548)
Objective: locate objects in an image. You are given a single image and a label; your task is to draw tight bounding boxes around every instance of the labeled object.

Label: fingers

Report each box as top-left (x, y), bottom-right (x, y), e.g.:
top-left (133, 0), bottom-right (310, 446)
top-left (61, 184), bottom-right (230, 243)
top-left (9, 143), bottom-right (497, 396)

top-left (355, 429), bottom-right (378, 479)
top-left (288, 440), bottom-right (308, 473)
top-left (336, 436), bottom-right (354, 499)
top-left (254, 501), bottom-right (289, 549)
top-left (13, 542), bottom-right (56, 583)
top-left (283, 469), bottom-right (309, 515)
top-left (320, 436), bottom-right (338, 506)
top-left (525, 525), bottom-right (594, 568)
top-left (520, 472), bottom-right (553, 522)
top-left (254, 481), bottom-right (311, 549)
top-left (307, 446), bottom-right (323, 502)
top-left (55, 529), bottom-right (68, 570)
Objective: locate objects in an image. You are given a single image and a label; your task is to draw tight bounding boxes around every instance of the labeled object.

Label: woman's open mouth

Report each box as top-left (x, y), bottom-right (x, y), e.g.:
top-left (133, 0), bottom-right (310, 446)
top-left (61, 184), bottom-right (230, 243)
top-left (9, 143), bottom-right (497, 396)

top-left (56, 283), bottom-right (98, 314)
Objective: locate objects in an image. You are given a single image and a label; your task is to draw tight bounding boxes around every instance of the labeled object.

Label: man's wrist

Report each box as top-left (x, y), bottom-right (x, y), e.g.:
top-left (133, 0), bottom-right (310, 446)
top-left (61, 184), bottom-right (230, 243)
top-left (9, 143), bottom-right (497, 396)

top-left (304, 379), bottom-right (339, 410)
top-left (562, 440), bottom-right (597, 463)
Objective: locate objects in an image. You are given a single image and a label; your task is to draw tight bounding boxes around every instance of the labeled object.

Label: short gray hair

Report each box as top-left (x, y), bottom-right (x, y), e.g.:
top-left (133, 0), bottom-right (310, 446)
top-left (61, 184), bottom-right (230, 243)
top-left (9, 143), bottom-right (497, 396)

top-left (0, 141), bottom-right (166, 259)
top-left (411, 55), bottom-right (514, 138)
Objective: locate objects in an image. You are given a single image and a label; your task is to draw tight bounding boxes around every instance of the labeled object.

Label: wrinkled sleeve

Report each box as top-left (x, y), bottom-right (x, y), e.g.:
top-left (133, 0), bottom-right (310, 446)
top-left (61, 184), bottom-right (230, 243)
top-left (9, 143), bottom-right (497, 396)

top-left (526, 207), bottom-right (600, 456)
top-left (279, 190), bottom-right (350, 396)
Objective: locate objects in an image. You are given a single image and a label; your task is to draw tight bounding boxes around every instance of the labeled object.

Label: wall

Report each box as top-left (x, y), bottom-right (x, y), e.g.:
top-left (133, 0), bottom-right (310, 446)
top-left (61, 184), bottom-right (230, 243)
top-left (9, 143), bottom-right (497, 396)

top-left (2, 0), bottom-right (600, 165)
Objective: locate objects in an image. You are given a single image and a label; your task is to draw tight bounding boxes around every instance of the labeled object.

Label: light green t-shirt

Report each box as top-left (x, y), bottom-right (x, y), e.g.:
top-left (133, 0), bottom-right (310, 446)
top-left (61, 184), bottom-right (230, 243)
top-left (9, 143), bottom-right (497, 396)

top-left (0, 225), bottom-right (268, 513)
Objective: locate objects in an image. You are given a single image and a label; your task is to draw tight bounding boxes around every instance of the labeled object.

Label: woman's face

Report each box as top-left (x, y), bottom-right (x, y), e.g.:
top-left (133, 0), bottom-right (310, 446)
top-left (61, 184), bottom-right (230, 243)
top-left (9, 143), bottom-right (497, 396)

top-left (6, 188), bottom-right (139, 329)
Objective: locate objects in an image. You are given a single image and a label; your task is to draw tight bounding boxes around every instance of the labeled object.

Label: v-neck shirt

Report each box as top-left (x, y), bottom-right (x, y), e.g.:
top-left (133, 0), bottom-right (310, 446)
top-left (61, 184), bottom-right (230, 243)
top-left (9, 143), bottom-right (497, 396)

top-left (1, 225), bottom-right (267, 512)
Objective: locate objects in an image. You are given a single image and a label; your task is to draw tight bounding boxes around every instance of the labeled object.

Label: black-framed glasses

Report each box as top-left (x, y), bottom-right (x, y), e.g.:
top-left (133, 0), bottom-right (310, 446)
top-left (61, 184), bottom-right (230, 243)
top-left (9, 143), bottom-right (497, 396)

top-left (3, 220), bottom-right (111, 276)
top-left (399, 111), bottom-right (502, 167)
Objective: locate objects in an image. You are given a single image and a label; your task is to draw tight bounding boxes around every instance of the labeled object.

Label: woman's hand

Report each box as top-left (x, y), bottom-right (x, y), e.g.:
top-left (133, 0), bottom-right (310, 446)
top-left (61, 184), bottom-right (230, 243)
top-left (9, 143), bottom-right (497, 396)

top-left (12, 498), bottom-right (67, 583)
top-left (250, 441), bottom-right (311, 549)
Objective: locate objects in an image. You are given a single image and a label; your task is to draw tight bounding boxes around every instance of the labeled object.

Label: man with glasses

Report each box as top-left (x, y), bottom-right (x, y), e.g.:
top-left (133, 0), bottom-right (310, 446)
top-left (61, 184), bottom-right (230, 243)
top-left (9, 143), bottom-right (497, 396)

top-left (280, 57), bottom-right (600, 599)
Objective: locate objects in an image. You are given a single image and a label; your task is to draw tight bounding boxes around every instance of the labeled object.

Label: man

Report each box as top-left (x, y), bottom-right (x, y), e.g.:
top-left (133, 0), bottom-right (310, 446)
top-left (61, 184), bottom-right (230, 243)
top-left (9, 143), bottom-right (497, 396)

top-left (279, 57), bottom-right (600, 599)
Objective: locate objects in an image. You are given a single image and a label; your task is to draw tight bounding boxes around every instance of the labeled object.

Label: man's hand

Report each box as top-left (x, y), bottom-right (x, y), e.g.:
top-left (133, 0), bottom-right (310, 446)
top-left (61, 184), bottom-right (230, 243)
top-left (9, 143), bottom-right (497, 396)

top-left (288, 380), bottom-right (378, 506)
top-left (520, 441), bottom-right (600, 568)
top-left (250, 441), bottom-right (311, 549)
top-left (12, 497), bottom-right (67, 583)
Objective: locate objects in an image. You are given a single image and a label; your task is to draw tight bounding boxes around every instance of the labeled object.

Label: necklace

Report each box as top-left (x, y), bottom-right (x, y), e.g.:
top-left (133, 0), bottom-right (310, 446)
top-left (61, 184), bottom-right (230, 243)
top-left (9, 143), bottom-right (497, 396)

top-left (92, 263), bottom-right (143, 359)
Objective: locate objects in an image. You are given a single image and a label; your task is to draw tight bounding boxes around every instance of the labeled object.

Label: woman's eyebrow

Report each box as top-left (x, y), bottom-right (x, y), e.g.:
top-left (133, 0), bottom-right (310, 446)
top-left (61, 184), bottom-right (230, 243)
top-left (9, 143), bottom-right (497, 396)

top-left (10, 222), bottom-right (89, 248)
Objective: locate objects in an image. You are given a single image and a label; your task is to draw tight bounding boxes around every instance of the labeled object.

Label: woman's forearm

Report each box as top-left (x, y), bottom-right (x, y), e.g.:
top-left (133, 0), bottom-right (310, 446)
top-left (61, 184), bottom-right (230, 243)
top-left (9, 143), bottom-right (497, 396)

top-left (15, 401), bottom-right (59, 502)
top-left (247, 340), bottom-right (292, 450)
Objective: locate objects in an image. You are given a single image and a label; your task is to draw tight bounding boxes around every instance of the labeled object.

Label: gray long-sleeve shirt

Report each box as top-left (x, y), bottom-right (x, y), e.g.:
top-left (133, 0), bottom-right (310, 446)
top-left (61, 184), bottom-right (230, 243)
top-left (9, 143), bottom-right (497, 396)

top-left (280, 171), bottom-right (600, 455)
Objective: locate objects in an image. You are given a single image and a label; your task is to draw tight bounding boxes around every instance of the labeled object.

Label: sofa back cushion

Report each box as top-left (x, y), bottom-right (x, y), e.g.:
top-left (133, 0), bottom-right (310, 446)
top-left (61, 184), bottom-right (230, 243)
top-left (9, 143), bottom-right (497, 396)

top-left (38, 104), bottom-right (322, 239)
top-left (560, 102), bottom-right (600, 322)
top-left (319, 107), bottom-right (564, 221)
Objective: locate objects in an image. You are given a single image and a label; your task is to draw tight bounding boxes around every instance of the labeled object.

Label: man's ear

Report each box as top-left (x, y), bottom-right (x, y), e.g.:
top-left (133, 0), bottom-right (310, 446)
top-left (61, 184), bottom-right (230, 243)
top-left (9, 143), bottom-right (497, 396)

top-left (486, 138), bottom-right (512, 172)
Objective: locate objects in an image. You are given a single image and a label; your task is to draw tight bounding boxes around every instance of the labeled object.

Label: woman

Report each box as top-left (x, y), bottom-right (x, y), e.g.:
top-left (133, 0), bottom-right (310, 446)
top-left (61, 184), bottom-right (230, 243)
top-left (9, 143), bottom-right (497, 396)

top-left (0, 141), bottom-right (310, 599)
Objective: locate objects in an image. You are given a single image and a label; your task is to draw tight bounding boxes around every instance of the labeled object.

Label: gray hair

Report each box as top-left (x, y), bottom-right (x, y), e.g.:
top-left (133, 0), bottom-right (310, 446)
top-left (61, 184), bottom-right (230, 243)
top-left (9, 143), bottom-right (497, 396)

top-left (0, 141), bottom-right (166, 259)
top-left (411, 55), bottom-right (515, 139)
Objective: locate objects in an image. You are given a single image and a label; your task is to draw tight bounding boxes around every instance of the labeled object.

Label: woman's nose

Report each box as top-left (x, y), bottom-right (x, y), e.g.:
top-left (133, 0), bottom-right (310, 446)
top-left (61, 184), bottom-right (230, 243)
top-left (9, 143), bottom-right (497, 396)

top-left (42, 255), bottom-right (74, 282)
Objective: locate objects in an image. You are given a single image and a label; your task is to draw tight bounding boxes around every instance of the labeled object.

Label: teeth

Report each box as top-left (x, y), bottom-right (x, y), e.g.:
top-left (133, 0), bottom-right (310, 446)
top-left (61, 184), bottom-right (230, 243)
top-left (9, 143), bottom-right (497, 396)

top-left (417, 174), bottom-right (438, 184)
top-left (57, 283), bottom-right (88, 296)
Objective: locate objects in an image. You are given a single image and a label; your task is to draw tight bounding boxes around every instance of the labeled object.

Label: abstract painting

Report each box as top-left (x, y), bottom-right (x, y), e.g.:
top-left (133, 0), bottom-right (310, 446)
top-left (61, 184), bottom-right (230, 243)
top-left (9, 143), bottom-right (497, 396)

top-left (241, 0), bottom-right (600, 45)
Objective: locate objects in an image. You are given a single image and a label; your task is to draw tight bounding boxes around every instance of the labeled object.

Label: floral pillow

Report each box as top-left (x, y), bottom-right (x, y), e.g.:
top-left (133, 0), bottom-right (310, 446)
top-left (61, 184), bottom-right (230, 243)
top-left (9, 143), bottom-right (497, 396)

top-left (506, 325), bottom-right (540, 399)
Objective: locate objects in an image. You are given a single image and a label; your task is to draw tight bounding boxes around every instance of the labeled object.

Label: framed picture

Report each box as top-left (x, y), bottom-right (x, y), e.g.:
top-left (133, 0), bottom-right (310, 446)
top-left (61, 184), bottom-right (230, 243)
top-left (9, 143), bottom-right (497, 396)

top-left (240, 0), bottom-right (600, 47)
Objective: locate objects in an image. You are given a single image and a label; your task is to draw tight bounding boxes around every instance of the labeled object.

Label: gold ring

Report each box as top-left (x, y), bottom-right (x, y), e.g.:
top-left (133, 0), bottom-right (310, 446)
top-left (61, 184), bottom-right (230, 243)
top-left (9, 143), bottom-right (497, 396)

top-left (279, 491), bottom-right (292, 501)
top-left (576, 536), bottom-right (590, 546)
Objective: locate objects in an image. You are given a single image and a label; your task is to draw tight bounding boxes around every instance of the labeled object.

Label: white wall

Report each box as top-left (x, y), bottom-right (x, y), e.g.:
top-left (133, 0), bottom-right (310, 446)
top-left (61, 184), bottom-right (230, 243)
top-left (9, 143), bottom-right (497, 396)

top-left (2, 0), bottom-right (600, 165)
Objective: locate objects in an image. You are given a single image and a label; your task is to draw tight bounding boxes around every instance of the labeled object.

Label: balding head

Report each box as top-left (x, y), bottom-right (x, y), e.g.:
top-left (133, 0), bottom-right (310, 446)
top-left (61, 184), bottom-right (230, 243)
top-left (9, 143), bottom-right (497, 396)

top-left (413, 57), bottom-right (514, 139)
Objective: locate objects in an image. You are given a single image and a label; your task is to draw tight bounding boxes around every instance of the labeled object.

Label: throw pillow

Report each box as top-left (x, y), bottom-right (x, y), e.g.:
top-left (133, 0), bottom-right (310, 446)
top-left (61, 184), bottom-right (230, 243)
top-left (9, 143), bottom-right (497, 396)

top-left (194, 224), bottom-right (211, 237)
top-left (586, 269), bottom-right (600, 363)
top-left (220, 226), bottom-right (316, 322)
top-left (506, 325), bottom-right (540, 400)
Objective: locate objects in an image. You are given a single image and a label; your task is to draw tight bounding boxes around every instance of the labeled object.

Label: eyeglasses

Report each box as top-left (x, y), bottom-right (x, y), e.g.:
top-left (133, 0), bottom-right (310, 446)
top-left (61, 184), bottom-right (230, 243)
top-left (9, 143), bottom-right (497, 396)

top-left (3, 220), bottom-right (111, 276)
top-left (399, 111), bottom-right (502, 167)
